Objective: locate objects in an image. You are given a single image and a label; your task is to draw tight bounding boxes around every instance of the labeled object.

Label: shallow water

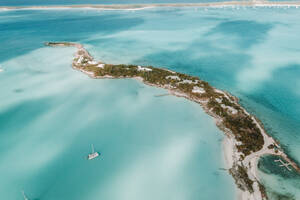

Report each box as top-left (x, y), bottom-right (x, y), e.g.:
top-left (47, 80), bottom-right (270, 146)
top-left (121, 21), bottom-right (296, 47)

top-left (1, 6), bottom-right (300, 199)
top-left (0, 46), bottom-right (235, 199)
top-left (258, 155), bottom-right (300, 200)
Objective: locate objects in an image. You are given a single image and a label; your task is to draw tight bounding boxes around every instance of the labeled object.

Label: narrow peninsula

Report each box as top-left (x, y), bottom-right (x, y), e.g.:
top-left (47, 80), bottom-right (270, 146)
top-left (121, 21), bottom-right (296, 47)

top-left (46, 41), bottom-right (300, 200)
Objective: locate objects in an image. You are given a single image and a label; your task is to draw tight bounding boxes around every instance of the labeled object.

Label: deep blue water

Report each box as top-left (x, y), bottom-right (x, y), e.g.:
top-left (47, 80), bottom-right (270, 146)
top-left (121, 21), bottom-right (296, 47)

top-left (1, 6), bottom-right (300, 200)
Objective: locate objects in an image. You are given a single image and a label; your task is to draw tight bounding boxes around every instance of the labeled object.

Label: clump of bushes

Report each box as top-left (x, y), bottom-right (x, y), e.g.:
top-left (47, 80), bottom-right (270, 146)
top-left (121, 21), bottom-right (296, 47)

top-left (229, 165), bottom-right (254, 193)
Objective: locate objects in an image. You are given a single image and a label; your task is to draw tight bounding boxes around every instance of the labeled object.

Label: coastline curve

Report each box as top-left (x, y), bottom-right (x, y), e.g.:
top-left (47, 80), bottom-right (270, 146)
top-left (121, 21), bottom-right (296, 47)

top-left (46, 41), bottom-right (300, 200)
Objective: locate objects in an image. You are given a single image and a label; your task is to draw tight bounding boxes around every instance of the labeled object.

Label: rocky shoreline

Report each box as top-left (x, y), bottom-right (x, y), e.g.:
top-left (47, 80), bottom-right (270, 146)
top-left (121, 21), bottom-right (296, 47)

top-left (46, 42), bottom-right (300, 200)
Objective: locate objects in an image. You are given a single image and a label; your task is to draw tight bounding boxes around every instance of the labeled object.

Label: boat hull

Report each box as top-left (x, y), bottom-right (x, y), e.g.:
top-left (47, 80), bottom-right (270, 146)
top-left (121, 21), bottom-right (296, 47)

top-left (88, 152), bottom-right (99, 160)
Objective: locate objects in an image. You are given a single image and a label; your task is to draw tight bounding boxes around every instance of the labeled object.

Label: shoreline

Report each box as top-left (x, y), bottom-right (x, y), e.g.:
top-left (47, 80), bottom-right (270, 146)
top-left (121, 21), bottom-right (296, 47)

top-left (46, 41), bottom-right (300, 200)
top-left (2, 1), bottom-right (300, 11)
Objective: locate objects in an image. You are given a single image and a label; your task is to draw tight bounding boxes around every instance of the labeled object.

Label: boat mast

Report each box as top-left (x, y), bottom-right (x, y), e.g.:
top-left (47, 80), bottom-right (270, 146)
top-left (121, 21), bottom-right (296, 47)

top-left (21, 190), bottom-right (29, 200)
top-left (91, 144), bottom-right (94, 153)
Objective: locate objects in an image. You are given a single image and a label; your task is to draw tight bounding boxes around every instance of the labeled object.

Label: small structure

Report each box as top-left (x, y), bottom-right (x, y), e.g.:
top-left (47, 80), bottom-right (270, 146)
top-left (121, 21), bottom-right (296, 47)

top-left (192, 86), bottom-right (205, 94)
top-left (97, 63), bottom-right (105, 68)
top-left (137, 65), bottom-right (152, 72)
top-left (88, 144), bottom-right (99, 160)
top-left (154, 93), bottom-right (170, 97)
top-left (275, 159), bottom-right (292, 171)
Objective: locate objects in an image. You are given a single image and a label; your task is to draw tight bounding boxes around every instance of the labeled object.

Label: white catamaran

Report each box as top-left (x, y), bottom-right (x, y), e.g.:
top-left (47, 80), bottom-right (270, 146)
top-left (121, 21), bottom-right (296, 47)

top-left (87, 144), bottom-right (99, 160)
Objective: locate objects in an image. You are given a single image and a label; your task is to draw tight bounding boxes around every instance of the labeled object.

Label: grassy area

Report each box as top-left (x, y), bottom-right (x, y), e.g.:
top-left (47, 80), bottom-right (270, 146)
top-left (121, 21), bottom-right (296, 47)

top-left (45, 42), bottom-right (77, 47)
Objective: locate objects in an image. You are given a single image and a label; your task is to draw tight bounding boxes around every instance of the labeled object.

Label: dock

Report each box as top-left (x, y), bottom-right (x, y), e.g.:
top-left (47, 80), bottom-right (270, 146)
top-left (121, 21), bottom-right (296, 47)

top-left (274, 159), bottom-right (292, 171)
top-left (154, 93), bottom-right (170, 97)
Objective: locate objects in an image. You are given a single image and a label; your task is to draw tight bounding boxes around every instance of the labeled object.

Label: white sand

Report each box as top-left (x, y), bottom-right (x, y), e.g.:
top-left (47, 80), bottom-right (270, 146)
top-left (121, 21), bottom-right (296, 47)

top-left (215, 98), bottom-right (222, 103)
top-left (221, 104), bottom-right (238, 114)
top-left (3, 2), bottom-right (300, 12)
top-left (88, 60), bottom-right (98, 65)
top-left (180, 79), bottom-right (199, 84)
top-left (223, 136), bottom-right (235, 169)
top-left (77, 56), bottom-right (83, 64)
top-left (97, 63), bottom-right (105, 68)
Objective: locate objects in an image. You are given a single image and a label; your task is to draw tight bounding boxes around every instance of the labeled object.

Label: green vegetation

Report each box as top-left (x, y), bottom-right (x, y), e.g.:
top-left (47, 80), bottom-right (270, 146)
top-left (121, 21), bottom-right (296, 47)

top-left (45, 42), bottom-right (77, 47)
top-left (49, 40), bottom-right (265, 157)
top-left (229, 165), bottom-right (254, 193)
top-left (258, 182), bottom-right (268, 200)
top-left (223, 114), bottom-right (264, 155)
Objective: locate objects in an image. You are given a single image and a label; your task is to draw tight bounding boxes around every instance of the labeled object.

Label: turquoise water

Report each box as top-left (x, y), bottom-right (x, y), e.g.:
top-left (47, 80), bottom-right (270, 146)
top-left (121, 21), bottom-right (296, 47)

top-left (0, 46), bottom-right (235, 199)
top-left (1, 6), bottom-right (300, 199)
top-left (81, 7), bottom-right (300, 162)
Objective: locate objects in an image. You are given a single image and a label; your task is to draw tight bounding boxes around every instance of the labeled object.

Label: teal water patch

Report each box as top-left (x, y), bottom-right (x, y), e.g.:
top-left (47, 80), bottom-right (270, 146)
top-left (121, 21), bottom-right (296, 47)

top-left (206, 20), bottom-right (273, 49)
top-left (0, 9), bottom-right (144, 63)
top-left (258, 155), bottom-right (300, 178)
top-left (0, 47), bottom-right (235, 199)
top-left (258, 155), bottom-right (300, 200)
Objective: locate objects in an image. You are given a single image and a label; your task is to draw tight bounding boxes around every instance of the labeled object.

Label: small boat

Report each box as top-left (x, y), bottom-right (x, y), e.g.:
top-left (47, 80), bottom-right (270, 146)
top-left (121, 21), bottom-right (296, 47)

top-left (21, 190), bottom-right (29, 200)
top-left (88, 144), bottom-right (99, 160)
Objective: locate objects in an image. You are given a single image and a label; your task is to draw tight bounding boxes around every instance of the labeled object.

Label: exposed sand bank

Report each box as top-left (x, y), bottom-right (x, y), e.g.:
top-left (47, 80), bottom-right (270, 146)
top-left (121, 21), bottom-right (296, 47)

top-left (2, 1), bottom-right (300, 11)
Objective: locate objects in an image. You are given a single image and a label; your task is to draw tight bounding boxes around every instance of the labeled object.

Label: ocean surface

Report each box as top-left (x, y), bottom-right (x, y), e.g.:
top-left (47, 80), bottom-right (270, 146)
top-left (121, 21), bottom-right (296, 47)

top-left (0, 45), bottom-right (235, 199)
top-left (0, 6), bottom-right (300, 200)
